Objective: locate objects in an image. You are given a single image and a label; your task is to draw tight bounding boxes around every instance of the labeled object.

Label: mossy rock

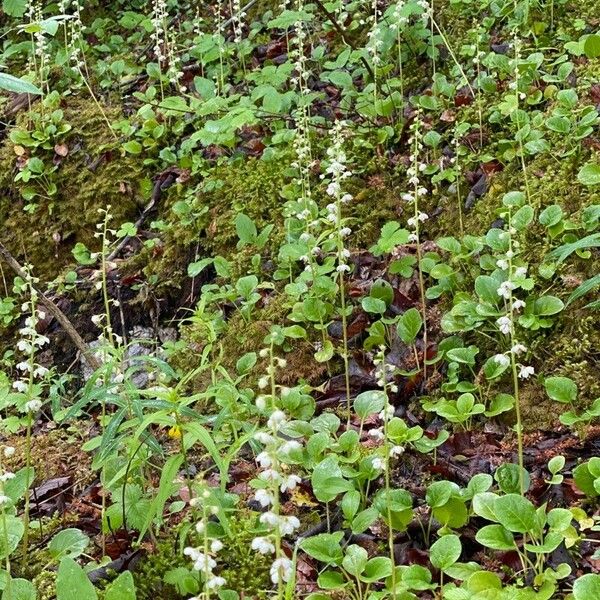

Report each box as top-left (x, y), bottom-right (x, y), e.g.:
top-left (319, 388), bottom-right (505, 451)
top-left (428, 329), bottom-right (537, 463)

top-left (0, 95), bottom-right (147, 282)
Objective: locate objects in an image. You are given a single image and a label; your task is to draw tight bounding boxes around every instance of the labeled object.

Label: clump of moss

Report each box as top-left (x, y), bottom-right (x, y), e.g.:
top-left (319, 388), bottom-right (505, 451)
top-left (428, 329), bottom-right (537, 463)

top-left (0, 95), bottom-right (146, 282)
top-left (134, 511), bottom-right (271, 599)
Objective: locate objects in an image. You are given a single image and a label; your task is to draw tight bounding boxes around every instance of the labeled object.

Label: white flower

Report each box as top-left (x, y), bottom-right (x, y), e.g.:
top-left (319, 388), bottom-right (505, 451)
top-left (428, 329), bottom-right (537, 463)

top-left (34, 366), bottom-right (49, 378)
top-left (206, 576), bottom-right (226, 590)
top-left (270, 557), bottom-right (293, 584)
top-left (255, 432), bottom-right (275, 445)
top-left (280, 515), bottom-right (301, 536)
top-left (279, 440), bottom-right (302, 455)
top-left (418, 211), bottom-right (429, 222)
top-left (260, 511), bottom-right (280, 528)
top-left (340, 227), bottom-right (352, 237)
top-left (195, 521), bottom-right (205, 534)
top-left (12, 380), bottom-right (28, 393)
top-left (512, 299), bottom-right (526, 310)
top-left (336, 264), bottom-right (350, 273)
top-left (267, 410), bottom-right (286, 430)
top-left (255, 395), bottom-right (267, 411)
top-left (259, 469), bottom-right (282, 484)
top-left (378, 404), bottom-right (395, 421)
top-left (24, 399), bottom-right (42, 413)
top-left (496, 316), bottom-right (512, 335)
top-left (514, 266), bottom-right (527, 278)
top-left (17, 340), bottom-right (32, 353)
top-left (258, 377), bottom-right (269, 390)
top-left (256, 451), bottom-right (273, 469)
top-left (368, 428), bottom-right (384, 441)
top-left (3, 447), bottom-right (15, 458)
top-left (511, 343), bottom-right (527, 355)
top-left (372, 457), bottom-right (385, 470)
top-left (407, 217), bottom-right (417, 227)
top-left (251, 536), bottom-right (275, 554)
top-left (91, 315), bottom-right (103, 326)
top-left (16, 361), bottom-right (31, 372)
top-left (280, 474), bottom-right (302, 493)
top-left (0, 473), bottom-right (15, 482)
top-left (493, 354), bottom-right (510, 368)
top-left (0, 495), bottom-right (11, 505)
top-left (497, 281), bottom-right (516, 299)
top-left (210, 539), bottom-right (224, 553)
top-left (254, 489), bottom-right (274, 508)
top-left (390, 445), bottom-right (405, 457)
top-left (518, 365), bottom-right (535, 379)
top-left (496, 259), bottom-right (509, 270)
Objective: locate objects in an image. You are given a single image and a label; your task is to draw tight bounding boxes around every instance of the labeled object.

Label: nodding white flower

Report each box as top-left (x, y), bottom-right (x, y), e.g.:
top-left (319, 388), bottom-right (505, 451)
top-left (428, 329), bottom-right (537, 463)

top-left (258, 377), bottom-right (269, 390)
top-left (340, 227), bottom-right (352, 237)
top-left (418, 212), bottom-right (429, 222)
top-left (255, 396), bottom-right (267, 411)
top-left (255, 488), bottom-right (274, 508)
top-left (408, 233), bottom-right (419, 243)
top-left (512, 299), bottom-right (526, 311)
top-left (259, 511), bottom-right (280, 528)
top-left (341, 193), bottom-right (353, 203)
top-left (299, 232), bottom-right (311, 243)
top-left (206, 576), bottom-right (226, 590)
top-left (407, 217), bottom-right (417, 227)
top-left (270, 557), bottom-right (293, 584)
top-left (493, 353), bottom-right (510, 368)
top-left (280, 474), bottom-right (302, 493)
top-left (17, 340), bottom-right (32, 353)
top-left (368, 428), bottom-right (385, 441)
top-left (276, 358), bottom-right (287, 368)
top-left (184, 548), bottom-right (216, 572)
top-left (195, 521), bottom-right (205, 534)
top-left (496, 259), bottom-right (509, 270)
top-left (390, 445), bottom-right (405, 457)
top-left (372, 457), bottom-right (385, 470)
top-left (336, 264), bottom-right (351, 273)
top-left (279, 440), bottom-right (302, 455)
top-left (256, 451), bottom-right (273, 469)
top-left (326, 203), bottom-right (337, 213)
top-left (259, 469), bottom-right (283, 484)
top-left (3, 447), bottom-right (15, 458)
top-left (210, 539), bottom-right (224, 553)
top-left (506, 250), bottom-right (514, 258)
top-left (16, 361), bottom-right (31, 372)
top-left (0, 473), bottom-right (15, 482)
top-left (251, 536), bottom-right (275, 554)
top-left (497, 281), bottom-right (516, 299)
top-left (12, 380), bottom-right (28, 393)
top-left (514, 266), bottom-right (527, 278)
top-left (267, 410), bottom-right (286, 431)
top-left (326, 182), bottom-right (341, 197)
top-left (496, 316), bottom-right (512, 335)
top-left (91, 315), bottom-right (103, 326)
top-left (280, 515), bottom-right (301, 536)
top-left (518, 365), bottom-right (535, 379)
top-left (0, 495), bottom-right (11, 505)
top-left (255, 432), bottom-right (275, 445)
top-left (34, 366), bottom-right (49, 378)
top-left (402, 193), bottom-right (413, 202)
top-left (24, 399), bottom-right (42, 413)
top-left (378, 404), bottom-right (395, 421)
top-left (511, 343), bottom-right (527, 355)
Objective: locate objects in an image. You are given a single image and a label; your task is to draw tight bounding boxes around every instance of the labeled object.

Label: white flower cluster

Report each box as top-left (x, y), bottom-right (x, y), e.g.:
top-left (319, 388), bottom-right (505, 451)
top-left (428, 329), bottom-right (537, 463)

top-left (492, 216), bottom-right (534, 380)
top-left (321, 122), bottom-right (354, 273)
top-left (231, 0), bottom-right (247, 44)
top-left (150, 0), bottom-right (168, 62)
top-left (59, 1), bottom-right (85, 71)
top-left (366, 0), bottom-right (383, 67)
top-left (403, 117), bottom-right (429, 243)
top-left (184, 492), bottom-right (226, 592)
top-left (252, 363), bottom-right (303, 585)
top-left (390, 0), bottom-right (409, 31)
top-left (0, 446), bottom-right (16, 507)
top-left (13, 281), bottom-right (50, 414)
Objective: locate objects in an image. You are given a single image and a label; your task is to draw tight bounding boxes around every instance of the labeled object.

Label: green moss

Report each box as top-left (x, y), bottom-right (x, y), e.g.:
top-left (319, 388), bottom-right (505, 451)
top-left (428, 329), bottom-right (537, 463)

top-left (0, 95), bottom-right (146, 282)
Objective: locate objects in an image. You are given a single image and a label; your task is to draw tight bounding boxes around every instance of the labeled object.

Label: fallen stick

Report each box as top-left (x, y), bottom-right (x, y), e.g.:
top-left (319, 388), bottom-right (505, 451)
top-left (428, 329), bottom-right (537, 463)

top-left (0, 241), bottom-right (101, 370)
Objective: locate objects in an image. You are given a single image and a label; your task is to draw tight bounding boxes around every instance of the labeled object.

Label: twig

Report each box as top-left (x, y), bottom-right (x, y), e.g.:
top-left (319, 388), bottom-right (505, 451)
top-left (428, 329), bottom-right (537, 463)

top-left (0, 242), bottom-right (101, 370)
